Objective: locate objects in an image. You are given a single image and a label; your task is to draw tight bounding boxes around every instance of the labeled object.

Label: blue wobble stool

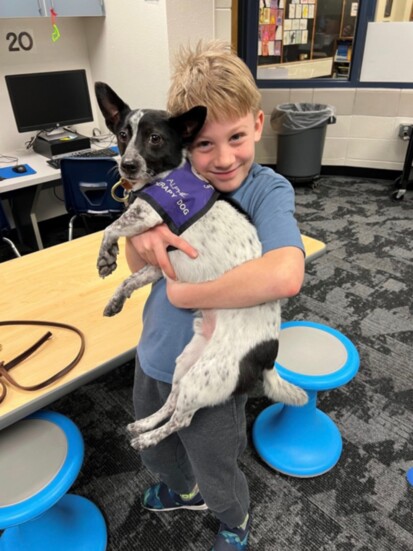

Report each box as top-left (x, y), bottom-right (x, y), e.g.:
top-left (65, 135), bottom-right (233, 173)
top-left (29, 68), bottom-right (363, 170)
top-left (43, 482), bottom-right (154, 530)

top-left (253, 321), bottom-right (359, 477)
top-left (0, 411), bottom-right (107, 551)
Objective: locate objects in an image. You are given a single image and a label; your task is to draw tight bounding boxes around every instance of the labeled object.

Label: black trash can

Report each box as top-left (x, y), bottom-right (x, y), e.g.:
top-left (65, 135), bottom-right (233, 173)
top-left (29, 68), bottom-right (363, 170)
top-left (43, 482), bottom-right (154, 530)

top-left (271, 103), bottom-right (336, 183)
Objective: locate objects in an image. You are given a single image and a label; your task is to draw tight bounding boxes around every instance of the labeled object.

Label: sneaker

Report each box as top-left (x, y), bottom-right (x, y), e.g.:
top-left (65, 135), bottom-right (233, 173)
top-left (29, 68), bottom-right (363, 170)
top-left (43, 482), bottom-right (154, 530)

top-left (142, 482), bottom-right (208, 512)
top-left (211, 514), bottom-right (251, 551)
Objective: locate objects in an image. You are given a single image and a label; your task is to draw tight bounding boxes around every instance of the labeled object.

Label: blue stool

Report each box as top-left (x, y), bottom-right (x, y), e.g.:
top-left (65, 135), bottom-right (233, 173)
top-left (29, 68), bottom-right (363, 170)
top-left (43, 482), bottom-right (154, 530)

top-left (253, 321), bottom-right (359, 477)
top-left (0, 411), bottom-right (107, 551)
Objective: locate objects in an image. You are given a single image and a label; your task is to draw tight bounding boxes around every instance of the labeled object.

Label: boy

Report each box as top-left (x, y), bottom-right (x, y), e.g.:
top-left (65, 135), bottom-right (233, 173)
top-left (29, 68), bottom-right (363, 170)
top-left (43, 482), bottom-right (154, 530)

top-left (126, 41), bottom-right (305, 550)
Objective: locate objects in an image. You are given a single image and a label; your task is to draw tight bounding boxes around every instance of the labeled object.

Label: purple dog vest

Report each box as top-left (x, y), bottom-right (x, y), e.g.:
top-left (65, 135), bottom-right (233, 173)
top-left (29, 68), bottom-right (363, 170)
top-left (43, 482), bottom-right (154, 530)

top-left (138, 162), bottom-right (219, 235)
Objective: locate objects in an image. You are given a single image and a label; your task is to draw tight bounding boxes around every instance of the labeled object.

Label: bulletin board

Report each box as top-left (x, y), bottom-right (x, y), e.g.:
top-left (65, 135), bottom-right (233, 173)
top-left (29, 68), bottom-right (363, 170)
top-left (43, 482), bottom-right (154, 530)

top-left (258, 0), bottom-right (285, 65)
top-left (258, 0), bottom-right (317, 66)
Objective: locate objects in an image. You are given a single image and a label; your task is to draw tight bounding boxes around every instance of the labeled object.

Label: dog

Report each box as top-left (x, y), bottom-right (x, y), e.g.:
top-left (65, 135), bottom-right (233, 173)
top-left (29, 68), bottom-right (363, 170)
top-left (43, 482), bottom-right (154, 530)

top-left (94, 82), bottom-right (308, 450)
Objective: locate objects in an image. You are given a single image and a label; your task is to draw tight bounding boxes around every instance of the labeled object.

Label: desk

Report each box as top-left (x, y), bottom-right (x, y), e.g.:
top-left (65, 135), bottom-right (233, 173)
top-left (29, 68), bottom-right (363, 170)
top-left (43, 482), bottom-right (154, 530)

top-left (0, 151), bottom-right (61, 194)
top-left (0, 149), bottom-right (118, 250)
top-left (303, 234), bottom-right (326, 263)
top-left (0, 151), bottom-right (64, 250)
top-left (0, 231), bottom-right (326, 431)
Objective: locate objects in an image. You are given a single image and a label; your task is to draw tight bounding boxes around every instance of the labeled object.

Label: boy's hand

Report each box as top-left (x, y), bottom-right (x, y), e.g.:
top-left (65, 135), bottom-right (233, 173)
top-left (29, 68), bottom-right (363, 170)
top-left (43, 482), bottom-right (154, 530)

top-left (129, 224), bottom-right (198, 280)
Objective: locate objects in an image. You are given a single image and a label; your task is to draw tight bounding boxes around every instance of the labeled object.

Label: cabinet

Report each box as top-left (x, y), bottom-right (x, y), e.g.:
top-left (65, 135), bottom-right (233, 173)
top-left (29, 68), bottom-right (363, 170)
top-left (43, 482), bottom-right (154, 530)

top-left (0, 0), bottom-right (104, 18)
top-left (45, 0), bottom-right (105, 17)
top-left (0, 1), bottom-right (43, 18)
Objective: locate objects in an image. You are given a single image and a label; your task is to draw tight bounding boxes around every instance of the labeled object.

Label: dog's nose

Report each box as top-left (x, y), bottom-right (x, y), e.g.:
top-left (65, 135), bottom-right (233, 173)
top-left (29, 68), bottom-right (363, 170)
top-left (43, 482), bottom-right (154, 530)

top-left (121, 158), bottom-right (139, 173)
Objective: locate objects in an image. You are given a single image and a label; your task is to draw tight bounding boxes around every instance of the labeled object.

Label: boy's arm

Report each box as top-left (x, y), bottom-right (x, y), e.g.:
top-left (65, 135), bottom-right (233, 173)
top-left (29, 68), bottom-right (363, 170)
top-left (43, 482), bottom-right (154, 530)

top-left (127, 225), bottom-right (304, 307)
top-left (166, 246), bottom-right (305, 309)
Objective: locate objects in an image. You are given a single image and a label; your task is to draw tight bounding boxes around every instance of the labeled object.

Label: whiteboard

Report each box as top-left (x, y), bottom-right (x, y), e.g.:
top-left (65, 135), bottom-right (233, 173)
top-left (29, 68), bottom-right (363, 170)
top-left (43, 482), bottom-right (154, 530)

top-left (360, 22), bottom-right (413, 83)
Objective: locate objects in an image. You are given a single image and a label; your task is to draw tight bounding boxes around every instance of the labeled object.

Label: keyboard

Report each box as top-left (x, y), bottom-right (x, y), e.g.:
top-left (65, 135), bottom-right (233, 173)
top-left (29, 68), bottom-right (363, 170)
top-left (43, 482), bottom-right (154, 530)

top-left (47, 147), bottom-right (118, 169)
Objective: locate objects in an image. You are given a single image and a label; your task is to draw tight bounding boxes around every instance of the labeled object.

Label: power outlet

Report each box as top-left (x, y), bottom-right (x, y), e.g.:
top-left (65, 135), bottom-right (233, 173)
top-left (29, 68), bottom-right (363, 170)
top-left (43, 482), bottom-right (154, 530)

top-left (398, 124), bottom-right (412, 140)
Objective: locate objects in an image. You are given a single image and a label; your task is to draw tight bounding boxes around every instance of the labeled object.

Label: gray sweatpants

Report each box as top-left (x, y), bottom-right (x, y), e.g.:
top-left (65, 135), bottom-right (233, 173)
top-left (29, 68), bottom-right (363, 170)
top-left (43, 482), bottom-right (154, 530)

top-left (133, 356), bottom-right (250, 528)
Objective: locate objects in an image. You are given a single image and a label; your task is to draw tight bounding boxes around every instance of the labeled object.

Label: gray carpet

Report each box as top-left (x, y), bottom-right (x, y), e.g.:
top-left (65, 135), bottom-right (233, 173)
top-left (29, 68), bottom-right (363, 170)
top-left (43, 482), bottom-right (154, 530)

top-left (3, 176), bottom-right (413, 550)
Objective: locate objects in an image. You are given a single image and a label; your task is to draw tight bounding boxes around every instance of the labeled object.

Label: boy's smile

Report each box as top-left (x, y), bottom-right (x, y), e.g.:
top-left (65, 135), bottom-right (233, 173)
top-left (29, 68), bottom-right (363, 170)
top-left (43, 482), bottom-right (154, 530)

top-left (189, 111), bottom-right (264, 193)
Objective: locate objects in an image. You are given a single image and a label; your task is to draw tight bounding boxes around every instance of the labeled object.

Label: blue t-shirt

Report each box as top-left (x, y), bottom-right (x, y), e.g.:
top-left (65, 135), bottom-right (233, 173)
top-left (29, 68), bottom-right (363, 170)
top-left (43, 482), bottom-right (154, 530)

top-left (137, 163), bottom-right (303, 384)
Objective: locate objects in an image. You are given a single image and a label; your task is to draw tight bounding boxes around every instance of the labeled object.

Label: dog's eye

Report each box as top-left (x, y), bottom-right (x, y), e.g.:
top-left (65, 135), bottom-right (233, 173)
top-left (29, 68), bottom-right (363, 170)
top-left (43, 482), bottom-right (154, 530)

top-left (118, 131), bottom-right (128, 141)
top-left (149, 134), bottom-right (162, 145)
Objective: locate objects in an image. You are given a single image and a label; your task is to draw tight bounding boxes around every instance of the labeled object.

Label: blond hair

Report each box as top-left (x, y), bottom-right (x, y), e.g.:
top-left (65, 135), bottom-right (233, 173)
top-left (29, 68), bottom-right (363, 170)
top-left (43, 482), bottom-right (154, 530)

top-left (167, 40), bottom-right (262, 121)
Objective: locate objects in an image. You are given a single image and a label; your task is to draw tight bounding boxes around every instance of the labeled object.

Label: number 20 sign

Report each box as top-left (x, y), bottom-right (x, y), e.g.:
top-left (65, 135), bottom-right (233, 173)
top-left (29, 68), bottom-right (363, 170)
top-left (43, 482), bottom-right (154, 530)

top-left (6, 30), bottom-right (35, 52)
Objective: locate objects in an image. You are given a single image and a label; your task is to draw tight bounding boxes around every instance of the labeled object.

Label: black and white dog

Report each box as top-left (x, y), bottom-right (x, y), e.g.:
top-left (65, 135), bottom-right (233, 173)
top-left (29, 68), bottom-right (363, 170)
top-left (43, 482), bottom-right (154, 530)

top-left (95, 82), bottom-right (308, 450)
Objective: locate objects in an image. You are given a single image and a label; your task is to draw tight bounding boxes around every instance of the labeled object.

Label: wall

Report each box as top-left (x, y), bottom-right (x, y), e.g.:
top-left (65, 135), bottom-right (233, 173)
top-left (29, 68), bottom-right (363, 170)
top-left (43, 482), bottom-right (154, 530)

top-left (86, 0), bottom-right (216, 129)
top-left (86, 0), bottom-right (170, 115)
top-left (0, 0), bottom-right (221, 156)
top-left (375, 0), bottom-right (413, 20)
top-left (257, 87), bottom-right (413, 170)
top-left (1, 0), bottom-right (411, 172)
top-left (165, 0), bottom-right (215, 67)
top-left (252, 15), bottom-right (413, 170)
top-left (0, 17), bottom-right (96, 154)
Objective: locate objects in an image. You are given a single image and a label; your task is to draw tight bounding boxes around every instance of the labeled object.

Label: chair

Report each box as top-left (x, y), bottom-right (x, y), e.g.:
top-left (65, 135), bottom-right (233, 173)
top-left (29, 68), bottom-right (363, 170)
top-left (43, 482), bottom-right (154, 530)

top-left (0, 200), bottom-right (21, 259)
top-left (0, 410), bottom-right (107, 551)
top-left (253, 321), bottom-right (360, 477)
top-left (60, 157), bottom-right (125, 240)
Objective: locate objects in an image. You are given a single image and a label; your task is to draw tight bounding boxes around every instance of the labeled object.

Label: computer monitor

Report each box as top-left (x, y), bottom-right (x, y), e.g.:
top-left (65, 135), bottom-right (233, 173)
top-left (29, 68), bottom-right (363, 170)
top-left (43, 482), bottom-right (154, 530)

top-left (5, 69), bottom-right (93, 135)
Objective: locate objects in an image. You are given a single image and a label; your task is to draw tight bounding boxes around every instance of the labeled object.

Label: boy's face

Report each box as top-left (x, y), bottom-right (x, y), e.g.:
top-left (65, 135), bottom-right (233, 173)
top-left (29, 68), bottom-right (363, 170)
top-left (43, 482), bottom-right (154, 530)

top-left (189, 111), bottom-right (264, 193)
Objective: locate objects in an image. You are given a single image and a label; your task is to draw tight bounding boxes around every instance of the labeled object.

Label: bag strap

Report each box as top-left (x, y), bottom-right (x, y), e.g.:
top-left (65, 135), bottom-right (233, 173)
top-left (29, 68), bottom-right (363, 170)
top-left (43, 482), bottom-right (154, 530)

top-left (0, 320), bottom-right (85, 392)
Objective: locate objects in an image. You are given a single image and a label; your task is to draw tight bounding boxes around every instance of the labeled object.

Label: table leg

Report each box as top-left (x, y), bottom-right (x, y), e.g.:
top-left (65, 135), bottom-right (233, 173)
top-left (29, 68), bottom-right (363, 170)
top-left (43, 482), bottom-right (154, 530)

top-left (8, 186), bottom-right (43, 250)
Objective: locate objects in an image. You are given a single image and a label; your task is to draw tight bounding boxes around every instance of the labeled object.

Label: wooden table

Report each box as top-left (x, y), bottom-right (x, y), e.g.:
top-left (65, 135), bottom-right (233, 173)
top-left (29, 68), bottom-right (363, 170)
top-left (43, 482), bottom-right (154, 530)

top-left (0, 232), bottom-right (325, 430)
top-left (0, 231), bottom-right (150, 430)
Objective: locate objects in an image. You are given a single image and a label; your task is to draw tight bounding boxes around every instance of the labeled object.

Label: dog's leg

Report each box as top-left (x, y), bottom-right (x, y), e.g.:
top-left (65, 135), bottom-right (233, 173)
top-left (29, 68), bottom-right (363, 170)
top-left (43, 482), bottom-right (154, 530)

top-left (128, 326), bottom-right (208, 437)
top-left (97, 200), bottom-right (163, 278)
top-left (130, 355), bottom-right (236, 450)
top-left (262, 367), bottom-right (308, 405)
top-left (104, 264), bottom-right (162, 316)
top-left (128, 386), bottom-right (180, 438)
top-left (130, 406), bottom-right (197, 450)
top-left (130, 360), bottom-right (216, 450)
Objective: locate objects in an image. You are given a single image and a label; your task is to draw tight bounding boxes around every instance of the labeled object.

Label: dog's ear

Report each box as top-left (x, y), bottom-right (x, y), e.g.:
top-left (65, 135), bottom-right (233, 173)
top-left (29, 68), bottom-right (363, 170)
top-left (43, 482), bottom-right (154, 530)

top-left (169, 106), bottom-right (207, 144)
top-left (95, 82), bottom-right (130, 133)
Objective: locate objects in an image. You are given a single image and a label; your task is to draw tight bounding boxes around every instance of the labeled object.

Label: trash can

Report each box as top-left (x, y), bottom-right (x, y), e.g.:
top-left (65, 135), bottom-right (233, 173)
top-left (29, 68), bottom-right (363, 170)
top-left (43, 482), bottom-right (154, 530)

top-left (271, 103), bottom-right (336, 183)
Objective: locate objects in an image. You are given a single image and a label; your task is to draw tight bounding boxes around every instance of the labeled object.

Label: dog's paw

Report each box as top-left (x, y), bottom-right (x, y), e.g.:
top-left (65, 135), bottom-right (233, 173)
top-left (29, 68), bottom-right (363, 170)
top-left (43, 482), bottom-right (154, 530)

top-left (98, 262), bottom-right (116, 278)
top-left (97, 242), bottom-right (119, 278)
top-left (130, 433), bottom-right (156, 451)
top-left (127, 420), bottom-right (147, 436)
top-left (103, 297), bottom-right (125, 317)
top-left (127, 419), bottom-right (150, 449)
top-left (126, 421), bottom-right (137, 434)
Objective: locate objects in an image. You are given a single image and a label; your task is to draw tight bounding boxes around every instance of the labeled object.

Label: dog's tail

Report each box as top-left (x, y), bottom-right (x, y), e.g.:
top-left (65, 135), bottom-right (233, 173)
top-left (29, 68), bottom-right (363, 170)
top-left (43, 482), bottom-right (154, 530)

top-left (263, 368), bottom-right (308, 406)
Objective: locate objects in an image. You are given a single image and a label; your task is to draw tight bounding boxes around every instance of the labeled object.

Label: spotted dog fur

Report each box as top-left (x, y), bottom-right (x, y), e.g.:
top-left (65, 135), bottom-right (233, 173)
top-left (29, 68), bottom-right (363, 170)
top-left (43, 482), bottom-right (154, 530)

top-left (95, 82), bottom-right (308, 450)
